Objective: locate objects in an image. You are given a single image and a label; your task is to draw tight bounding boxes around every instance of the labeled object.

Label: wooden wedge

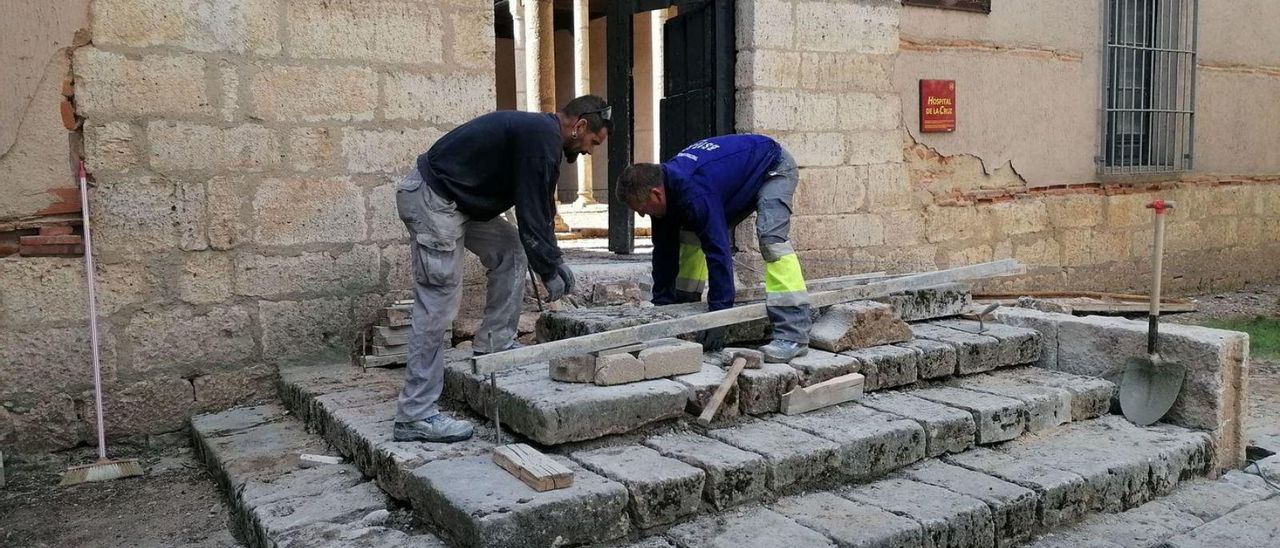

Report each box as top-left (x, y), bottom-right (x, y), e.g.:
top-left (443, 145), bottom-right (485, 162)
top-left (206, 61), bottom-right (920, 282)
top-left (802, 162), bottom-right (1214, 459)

top-left (493, 443), bottom-right (574, 492)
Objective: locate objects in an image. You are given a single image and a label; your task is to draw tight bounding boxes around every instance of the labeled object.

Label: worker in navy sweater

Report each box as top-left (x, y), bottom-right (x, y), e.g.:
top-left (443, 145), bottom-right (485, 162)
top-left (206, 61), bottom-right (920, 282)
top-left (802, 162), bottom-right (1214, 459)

top-left (393, 95), bottom-right (611, 443)
top-left (617, 134), bottom-right (812, 363)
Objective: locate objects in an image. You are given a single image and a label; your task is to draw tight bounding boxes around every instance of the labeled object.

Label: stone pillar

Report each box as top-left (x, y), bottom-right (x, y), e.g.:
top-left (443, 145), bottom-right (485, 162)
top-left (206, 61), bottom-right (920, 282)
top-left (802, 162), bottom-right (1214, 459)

top-left (651, 8), bottom-right (671, 162)
top-left (572, 0), bottom-right (594, 205)
top-left (509, 0), bottom-right (527, 110)
top-left (524, 0), bottom-right (555, 113)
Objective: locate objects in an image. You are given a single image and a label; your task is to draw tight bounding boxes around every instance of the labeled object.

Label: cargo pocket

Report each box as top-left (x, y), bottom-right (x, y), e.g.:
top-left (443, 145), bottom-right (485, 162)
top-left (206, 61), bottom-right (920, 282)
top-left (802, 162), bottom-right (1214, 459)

top-left (413, 233), bottom-right (458, 287)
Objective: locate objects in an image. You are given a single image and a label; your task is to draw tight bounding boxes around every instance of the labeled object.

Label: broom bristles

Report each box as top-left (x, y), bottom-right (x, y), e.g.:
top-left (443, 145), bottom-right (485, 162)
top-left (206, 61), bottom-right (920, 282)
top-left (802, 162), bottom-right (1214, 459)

top-left (60, 458), bottom-right (143, 486)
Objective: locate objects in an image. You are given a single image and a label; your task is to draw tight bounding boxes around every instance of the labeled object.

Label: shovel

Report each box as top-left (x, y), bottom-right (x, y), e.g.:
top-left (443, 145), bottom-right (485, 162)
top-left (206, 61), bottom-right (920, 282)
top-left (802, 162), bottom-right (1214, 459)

top-left (1119, 199), bottom-right (1186, 426)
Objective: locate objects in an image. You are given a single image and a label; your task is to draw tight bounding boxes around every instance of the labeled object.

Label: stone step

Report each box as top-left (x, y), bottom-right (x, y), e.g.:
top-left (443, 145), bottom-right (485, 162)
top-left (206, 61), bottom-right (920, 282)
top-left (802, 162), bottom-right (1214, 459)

top-left (189, 403), bottom-right (445, 548)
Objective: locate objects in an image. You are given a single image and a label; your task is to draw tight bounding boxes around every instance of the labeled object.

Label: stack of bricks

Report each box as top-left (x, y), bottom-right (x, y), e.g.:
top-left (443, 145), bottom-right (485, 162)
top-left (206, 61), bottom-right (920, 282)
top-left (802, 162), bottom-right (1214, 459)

top-left (18, 225), bottom-right (83, 257)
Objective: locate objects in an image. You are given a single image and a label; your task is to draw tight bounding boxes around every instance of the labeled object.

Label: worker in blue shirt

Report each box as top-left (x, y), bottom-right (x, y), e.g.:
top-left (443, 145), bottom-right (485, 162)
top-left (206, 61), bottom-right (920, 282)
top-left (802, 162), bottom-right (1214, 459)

top-left (617, 134), bottom-right (812, 363)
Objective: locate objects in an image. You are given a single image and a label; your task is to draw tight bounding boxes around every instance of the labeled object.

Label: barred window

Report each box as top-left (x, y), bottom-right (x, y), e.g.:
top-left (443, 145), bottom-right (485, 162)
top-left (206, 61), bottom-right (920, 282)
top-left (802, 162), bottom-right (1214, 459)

top-left (1101, 0), bottom-right (1199, 174)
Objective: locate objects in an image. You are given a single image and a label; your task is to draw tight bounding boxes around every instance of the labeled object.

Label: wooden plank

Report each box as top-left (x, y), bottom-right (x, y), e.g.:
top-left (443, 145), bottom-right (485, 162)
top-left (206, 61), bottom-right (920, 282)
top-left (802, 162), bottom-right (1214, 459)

top-left (373, 344), bottom-right (407, 357)
top-left (973, 291), bottom-right (1197, 314)
top-left (781, 373), bottom-right (865, 415)
top-left (492, 443), bottom-right (574, 492)
top-left (374, 325), bottom-right (411, 346)
top-left (360, 353), bottom-right (407, 369)
top-left (383, 306), bottom-right (411, 327)
top-left (698, 356), bottom-right (747, 425)
top-left (472, 260), bottom-right (1023, 375)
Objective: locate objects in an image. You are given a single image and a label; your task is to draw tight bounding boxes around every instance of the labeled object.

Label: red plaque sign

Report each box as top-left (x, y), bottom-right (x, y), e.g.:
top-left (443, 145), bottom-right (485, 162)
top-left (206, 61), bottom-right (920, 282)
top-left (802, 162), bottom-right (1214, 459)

top-left (920, 79), bottom-right (956, 133)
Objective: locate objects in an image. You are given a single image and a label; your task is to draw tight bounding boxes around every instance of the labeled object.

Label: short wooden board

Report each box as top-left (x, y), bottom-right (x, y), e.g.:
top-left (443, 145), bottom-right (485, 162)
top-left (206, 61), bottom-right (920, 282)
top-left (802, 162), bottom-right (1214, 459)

top-left (383, 306), bottom-right (412, 327)
top-left (373, 344), bottom-right (408, 357)
top-left (782, 373), bottom-right (865, 415)
top-left (492, 443), bottom-right (574, 492)
top-left (374, 325), bottom-right (411, 346)
top-left (360, 353), bottom-right (407, 369)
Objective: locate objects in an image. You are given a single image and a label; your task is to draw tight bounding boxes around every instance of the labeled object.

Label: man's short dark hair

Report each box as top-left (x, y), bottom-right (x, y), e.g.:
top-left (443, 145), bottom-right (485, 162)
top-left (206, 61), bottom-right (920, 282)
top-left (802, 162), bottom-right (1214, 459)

top-left (616, 163), bottom-right (663, 204)
top-left (562, 95), bottom-right (613, 134)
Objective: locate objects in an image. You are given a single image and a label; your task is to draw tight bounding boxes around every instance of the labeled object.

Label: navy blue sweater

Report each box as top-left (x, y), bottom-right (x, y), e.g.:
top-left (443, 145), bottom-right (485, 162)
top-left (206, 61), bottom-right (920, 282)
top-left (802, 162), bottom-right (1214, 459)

top-left (418, 111), bottom-right (563, 278)
top-left (651, 134), bottom-right (782, 310)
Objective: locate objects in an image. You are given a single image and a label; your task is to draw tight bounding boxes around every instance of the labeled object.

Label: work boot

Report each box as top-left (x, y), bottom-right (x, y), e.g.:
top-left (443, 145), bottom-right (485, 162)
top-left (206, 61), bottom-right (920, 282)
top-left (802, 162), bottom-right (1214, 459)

top-left (393, 413), bottom-right (474, 443)
top-left (760, 340), bottom-right (808, 363)
top-left (472, 341), bottom-right (525, 356)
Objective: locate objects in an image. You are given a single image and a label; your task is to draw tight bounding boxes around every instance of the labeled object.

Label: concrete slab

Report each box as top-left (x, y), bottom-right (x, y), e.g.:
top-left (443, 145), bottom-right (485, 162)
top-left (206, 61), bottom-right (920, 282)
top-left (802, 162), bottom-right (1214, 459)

top-left (672, 363), bottom-right (739, 419)
top-left (573, 445), bottom-right (705, 529)
top-left (1162, 497), bottom-right (1280, 548)
top-left (896, 338), bottom-right (958, 379)
top-left (643, 433), bottom-right (769, 510)
top-left (274, 522), bottom-right (444, 548)
top-left (901, 461), bottom-right (1038, 547)
top-left (949, 374), bottom-right (1071, 433)
top-left (706, 420), bottom-right (841, 491)
top-left (944, 448), bottom-right (1091, 529)
top-left (787, 349), bottom-right (861, 386)
top-left (911, 386), bottom-right (1028, 444)
top-left (665, 506), bottom-right (836, 548)
top-left (251, 482), bottom-right (390, 539)
top-left (1054, 500), bottom-right (1203, 547)
top-left (771, 491), bottom-right (923, 548)
top-left (860, 392), bottom-right (976, 457)
top-left (771, 404), bottom-right (926, 481)
top-left (737, 362), bottom-right (801, 415)
top-left (841, 344), bottom-right (919, 391)
top-left (993, 367), bottom-right (1115, 421)
top-left (842, 477), bottom-right (996, 548)
top-left (406, 455), bottom-right (630, 548)
top-left (934, 319), bottom-right (1041, 366)
top-left (910, 323), bottom-right (1004, 374)
top-left (876, 283), bottom-right (971, 322)
top-left (810, 301), bottom-right (912, 353)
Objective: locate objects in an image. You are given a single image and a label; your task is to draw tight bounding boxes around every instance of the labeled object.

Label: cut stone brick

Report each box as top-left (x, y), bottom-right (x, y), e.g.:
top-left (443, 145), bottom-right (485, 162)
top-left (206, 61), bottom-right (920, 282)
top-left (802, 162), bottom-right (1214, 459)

top-left (771, 491), bottom-right (923, 548)
top-left (549, 354), bottom-right (594, 383)
top-left (992, 307), bottom-right (1060, 370)
top-left (860, 392), bottom-right (976, 457)
top-left (876, 283), bottom-right (972, 322)
top-left (995, 367), bottom-right (1115, 421)
top-left (810, 301), bottom-right (911, 352)
top-left (666, 506), bottom-right (836, 548)
top-left (406, 455), bottom-right (629, 548)
top-left (595, 352), bottom-right (645, 386)
top-left (934, 319), bottom-right (1041, 366)
top-left (842, 477), bottom-right (996, 548)
top-left (910, 323), bottom-right (1004, 374)
top-left (771, 404), bottom-right (925, 481)
top-left (902, 461), bottom-right (1038, 547)
top-left (672, 363), bottom-right (740, 419)
top-left (787, 348), bottom-right (861, 386)
top-left (737, 362), bottom-right (801, 415)
top-left (950, 374), bottom-right (1071, 433)
top-left (706, 420), bottom-right (841, 490)
top-left (944, 447), bottom-right (1092, 529)
top-left (896, 338), bottom-right (958, 379)
top-left (638, 339), bottom-right (704, 378)
top-left (841, 344), bottom-right (918, 390)
top-left (912, 387), bottom-right (1028, 444)
top-left (643, 433), bottom-right (768, 510)
top-left (573, 445), bottom-right (705, 528)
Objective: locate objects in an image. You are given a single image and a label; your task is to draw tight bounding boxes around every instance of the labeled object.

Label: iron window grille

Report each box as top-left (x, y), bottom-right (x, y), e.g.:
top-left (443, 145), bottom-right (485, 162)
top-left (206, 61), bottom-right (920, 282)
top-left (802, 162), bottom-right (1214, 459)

top-left (1100, 0), bottom-right (1199, 174)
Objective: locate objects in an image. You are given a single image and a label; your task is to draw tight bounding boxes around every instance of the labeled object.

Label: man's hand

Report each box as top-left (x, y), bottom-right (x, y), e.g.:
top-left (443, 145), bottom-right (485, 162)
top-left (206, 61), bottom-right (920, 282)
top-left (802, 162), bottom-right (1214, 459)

top-left (695, 327), bottom-right (726, 352)
top-left (542, 263), bottom-right (576, 302)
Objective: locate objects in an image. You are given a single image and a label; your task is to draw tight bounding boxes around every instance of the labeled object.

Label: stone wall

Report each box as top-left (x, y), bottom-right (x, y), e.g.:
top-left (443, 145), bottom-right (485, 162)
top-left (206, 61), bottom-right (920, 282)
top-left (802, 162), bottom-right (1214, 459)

top-left (0, 0), bottom-right (496, 454)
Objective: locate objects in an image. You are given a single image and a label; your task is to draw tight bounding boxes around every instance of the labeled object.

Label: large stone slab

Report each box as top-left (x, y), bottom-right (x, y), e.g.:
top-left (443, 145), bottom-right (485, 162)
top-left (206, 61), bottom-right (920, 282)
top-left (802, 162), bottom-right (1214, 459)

top-left (573, 445), bottom-right (705, 529)
top-left (992, 367), bottom-right (1115, 421)
top-left (737, 362), bottom-right (801, 415)
top-left (841, 344), bottom-right (919, 391)
top-left (901, 461), bottom-right (1038, 547)
top-left (842, 477), bottom-right (996, 548)
top-left (251, 482), bottom-right (390, 540)
top-left (944, 448), bottom-right (1091, 529)
top-left (1158, 472), bottom-right (1275, 522)
top-left (1161, 498), bottom-right (1280, 548)
top-left (406, 455), bottom-right (630, 548)
top-left (706, 420), bottom-right (841, 491)
top-left (911, 386), bottom-right (1028, 444)
top-left (274, 522), bottom-right (444, 548)
top-left (876, 283), bottom-right (971, 322)
top-left (770, 404), bottom-right (926, 481)
top-left (536, 302), bottom-right (771, 348)
top-left (934, 319), bottom-right (1041, 366)
top-left (860, 392), bottom-right (976, 457)
top-left (1046, 500), bottom-right (1203, 547)
top-left (896, 338), bottom-right (958, 379)
top-left (643, 433), bottom-right (768, 511)
top-left (771, 491), bottom-right (923, 548)
top-left (665, 506), bottom-right (836, 548)
top-left (949, 374), bottom-right (1071, 433)
top-left (810, 301), bottom-right (912, 353)
top-left (992, 307), bottom-right (1060, 370)
top-left (910, 324), bottom-right (1004, 374)
top-left (787, 349), bottom-right (861, 386)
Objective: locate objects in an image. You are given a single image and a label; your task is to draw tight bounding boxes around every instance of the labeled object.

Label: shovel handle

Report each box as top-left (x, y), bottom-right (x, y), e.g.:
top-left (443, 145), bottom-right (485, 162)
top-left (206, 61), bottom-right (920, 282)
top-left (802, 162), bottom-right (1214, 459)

top-left (1145, 200), bottom-right (1174, 354)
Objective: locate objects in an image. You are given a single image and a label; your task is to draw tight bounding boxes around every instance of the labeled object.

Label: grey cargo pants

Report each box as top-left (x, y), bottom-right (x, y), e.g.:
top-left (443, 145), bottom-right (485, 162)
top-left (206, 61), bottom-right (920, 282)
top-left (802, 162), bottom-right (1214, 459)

top-left (393, 168), bottom-right (527, 423)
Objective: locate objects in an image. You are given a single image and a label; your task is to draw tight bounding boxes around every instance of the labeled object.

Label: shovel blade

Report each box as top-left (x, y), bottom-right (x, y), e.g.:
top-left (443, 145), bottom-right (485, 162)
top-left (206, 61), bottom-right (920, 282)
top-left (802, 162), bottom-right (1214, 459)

top-left (1119, 355), bottom-right (1186, 426)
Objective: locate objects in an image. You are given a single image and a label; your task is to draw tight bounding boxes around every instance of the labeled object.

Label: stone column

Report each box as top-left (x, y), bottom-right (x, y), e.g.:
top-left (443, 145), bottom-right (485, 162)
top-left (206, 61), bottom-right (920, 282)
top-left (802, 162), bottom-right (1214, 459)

top-left (651, 8), bottom-right (672, 162)
top-left (572, 0), bottom-right (594, 205)
top-left (509, 0), bottom-right (527, 110)
top-left (523, 0), bottom-right (555, 113)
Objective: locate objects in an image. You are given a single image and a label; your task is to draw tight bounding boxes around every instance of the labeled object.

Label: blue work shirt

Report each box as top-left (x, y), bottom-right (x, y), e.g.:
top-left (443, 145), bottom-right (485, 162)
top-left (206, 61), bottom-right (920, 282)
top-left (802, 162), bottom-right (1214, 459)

top-left (651, 134), bottom-right (782, 311)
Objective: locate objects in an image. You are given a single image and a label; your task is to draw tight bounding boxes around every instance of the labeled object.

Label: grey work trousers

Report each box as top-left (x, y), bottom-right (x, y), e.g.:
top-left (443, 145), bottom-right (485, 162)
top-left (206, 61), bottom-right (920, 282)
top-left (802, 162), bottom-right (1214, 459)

top-left (754, 150), bottom-right (813, 344)
top-left (393, 168), bottom-right (527, 423)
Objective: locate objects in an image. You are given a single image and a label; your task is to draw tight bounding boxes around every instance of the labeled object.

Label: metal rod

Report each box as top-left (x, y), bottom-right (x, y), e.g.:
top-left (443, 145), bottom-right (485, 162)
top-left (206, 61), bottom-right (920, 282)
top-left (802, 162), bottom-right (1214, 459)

top-left (1186, 0), bottom-right (1199, 169)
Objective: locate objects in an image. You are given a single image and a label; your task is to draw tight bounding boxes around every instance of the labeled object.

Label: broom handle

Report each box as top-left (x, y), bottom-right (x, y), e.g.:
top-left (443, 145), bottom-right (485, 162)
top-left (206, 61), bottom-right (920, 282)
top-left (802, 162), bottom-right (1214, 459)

top-left (1146, 199), bottom-right (1173, 355)
top-left (78, 160), bottom-right (107, 461)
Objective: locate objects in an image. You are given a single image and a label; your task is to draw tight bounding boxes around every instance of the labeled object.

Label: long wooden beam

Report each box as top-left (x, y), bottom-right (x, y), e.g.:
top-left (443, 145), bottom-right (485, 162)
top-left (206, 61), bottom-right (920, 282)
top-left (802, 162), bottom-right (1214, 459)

top-left (471, 259), bottom-right (1023, 374)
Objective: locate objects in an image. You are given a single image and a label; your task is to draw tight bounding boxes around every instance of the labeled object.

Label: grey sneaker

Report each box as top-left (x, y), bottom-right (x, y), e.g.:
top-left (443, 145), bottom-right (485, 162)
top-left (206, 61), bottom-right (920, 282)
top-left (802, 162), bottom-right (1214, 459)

top-left (760, 340), bottom-right (809, 363)
top-left (393, 413), bottom-right (474, 443)
top-left (472, 341), bottom-right (525, 356)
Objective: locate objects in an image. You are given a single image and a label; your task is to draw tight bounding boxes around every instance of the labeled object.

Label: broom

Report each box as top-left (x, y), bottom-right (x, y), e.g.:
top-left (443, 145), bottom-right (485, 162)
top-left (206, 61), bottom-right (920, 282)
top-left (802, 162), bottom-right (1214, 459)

top-left (61, 160), bottom-right (143, 486)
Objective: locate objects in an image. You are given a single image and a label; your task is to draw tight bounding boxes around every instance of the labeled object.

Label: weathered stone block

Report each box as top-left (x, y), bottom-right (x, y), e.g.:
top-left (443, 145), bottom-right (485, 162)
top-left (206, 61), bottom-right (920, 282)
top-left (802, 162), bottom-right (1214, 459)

top-left (407, 455), bottom-right (630, 548)
top-left (252, 481), bottom-right (390, 537)
top-left (897, 339), bottom-right (958, 379)
top-left (913, 387), bottom-right (1027, 444)
top-left (787, 349), bottom-right (861, 386)
top-left (841, 344), bottom-right (918, 391)
top-left (772, 491), bottom-right (922, 548)
top-left (84, 122), bottom-right (139, 173)
top-left (0, 257), bottom-right (150, 324)
top-left (234, 245), bottom-right (380, 298)
top-left (260, 297), bottom-right (354, 364)
top-left (595, 352), bottom-right (646, 386)
top-left (934, 319), bottom-right (1041, 366)
top-left (448, 8), bottom-right (495, 70)
top-left (707, 420), bottom-right (841, 490)
top-left (342, 127), bottom-right (443, 174)
top-left (73, 48), bottom-right (211, 118)
top-left (574, 445), bottom-right (704, 528)
top-left (735, 0), bottom-right (795, 50)
top-left (89, 177), bottom-right (206, 254)
top-left (91, 0), bottom-right (280, 54)
top-left (643, 433), bottom-right (767, 510)
top-left (950, 375), bottom-right (1071, 434)
top-left (253, 177), bottom-right (367, 245)
top-left (288, 0), bottom-right (443, 64)
top-left (772, 404), bottom-right (925, 480)
top-left (1161, 498), bottom-right (1280, 548)
top-left (991, 367), bottom-right (1115, 422)
top-left (843, 477), bottom-right (995, 548)
top-left (383, 71), bottom-right (495, 124)
top-left (126, 305), bottom-right (256, 375)
top-left (944, 448), bottom-right (1091, 529)
top-left (672, 362), bottom-right (740, 418)
top-left (274, 522), bottom-right (440, 548)
top-left (860, 392), bottom-right (976, 457)
top-left (638, 340), bottom-right (704, 378)
top-left (1052, 500), bottom-right (1205, 548)
top-left (738, 363), bottom-right (801, 415)
top-left (911, 323), bottom-right (1004, 374)
top-left (992, 307), bottom-right (1060, 370)
top-left (902, 461), bottom-right (1038, 547)
top-left (1163, 472), bottom-right (1272, 522)
top-left (249, 65), bottom-right (378, 122)
top-left (810, 301), bottom-right (911, 353)
top-left (549, 355), bottom-right (595, 383)
top-left (794, 1), bottom-right (897, 54)
top-left (877, 283), bottom-right (972, 322)
top-left (287, 127), bottom-right (343, 172)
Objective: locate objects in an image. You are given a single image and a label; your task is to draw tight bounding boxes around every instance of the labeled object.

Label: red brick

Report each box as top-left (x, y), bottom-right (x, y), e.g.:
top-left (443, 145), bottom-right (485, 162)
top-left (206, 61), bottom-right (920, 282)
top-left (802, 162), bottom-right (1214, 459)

top-left (0, 243), bottom-right (19, 257)
top-left (19, 244), bottom-right (84, 257)
top-left (61, 77), bottom-right (75, 97)
top-left (19, 235), bottom-right (83, 246)
top-left (39, 225), bottom-right (74, 236)
top-left (60, 100), bottom-right (78, 130)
